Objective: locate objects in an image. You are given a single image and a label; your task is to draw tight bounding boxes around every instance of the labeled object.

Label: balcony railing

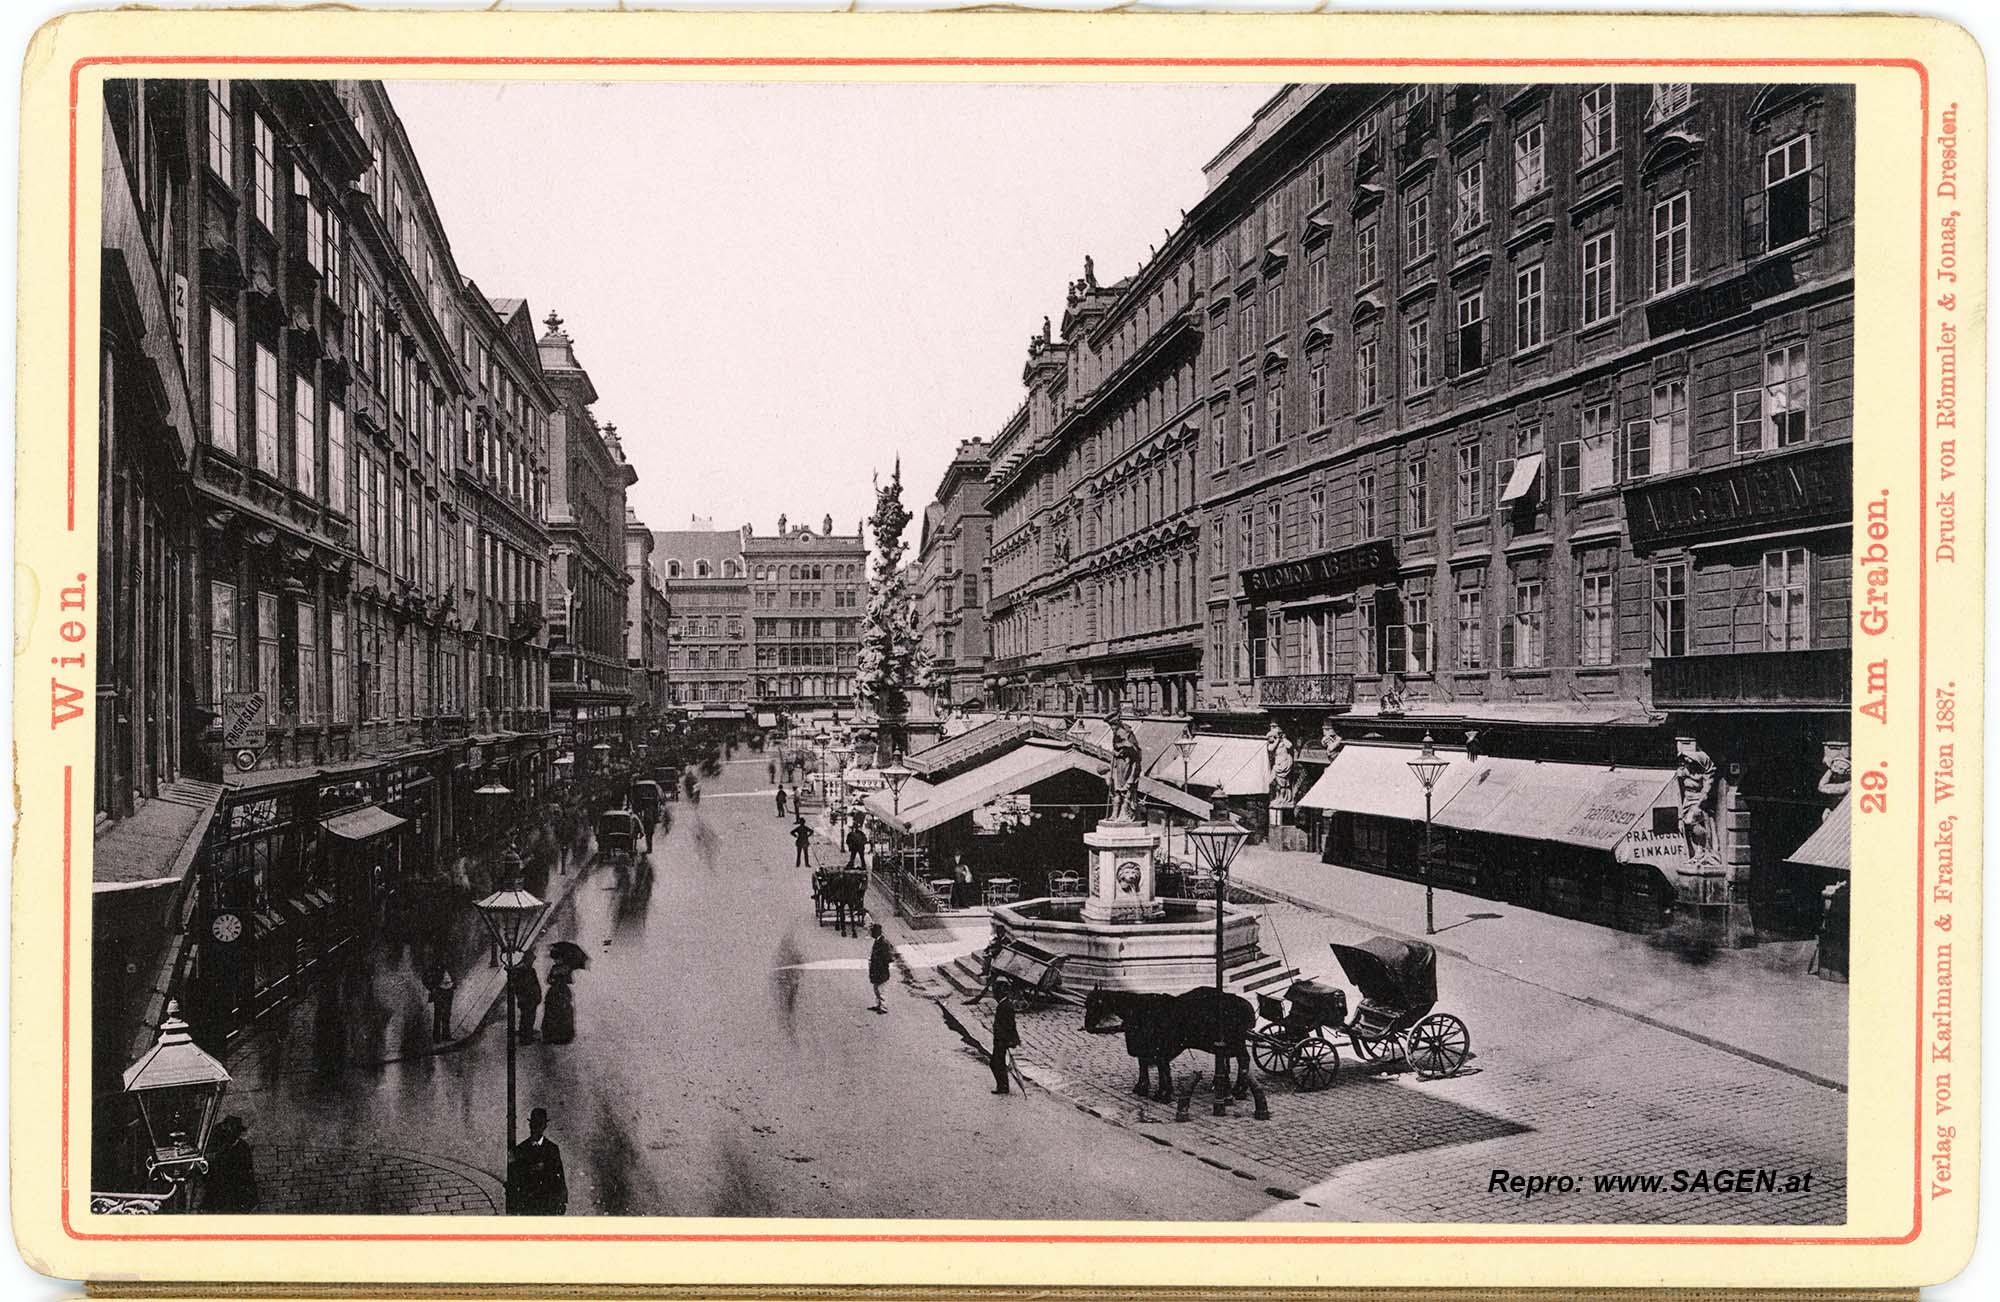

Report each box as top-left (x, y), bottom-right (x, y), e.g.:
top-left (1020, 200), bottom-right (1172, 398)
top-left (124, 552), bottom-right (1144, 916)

top-left (1257, 673), bottom-right (1357, 709)
top-left (1650, 647), bottom-right (1850, 710)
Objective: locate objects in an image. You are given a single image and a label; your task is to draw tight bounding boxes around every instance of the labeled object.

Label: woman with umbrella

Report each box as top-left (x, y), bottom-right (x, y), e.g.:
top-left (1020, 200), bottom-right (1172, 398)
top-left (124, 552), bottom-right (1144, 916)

top-left (541, 941), bottom-right (591, 1045)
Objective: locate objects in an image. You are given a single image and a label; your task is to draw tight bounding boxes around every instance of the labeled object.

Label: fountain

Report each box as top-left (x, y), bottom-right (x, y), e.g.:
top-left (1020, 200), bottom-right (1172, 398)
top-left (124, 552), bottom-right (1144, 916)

top-left (987, 717), bottom-right (1263, 993)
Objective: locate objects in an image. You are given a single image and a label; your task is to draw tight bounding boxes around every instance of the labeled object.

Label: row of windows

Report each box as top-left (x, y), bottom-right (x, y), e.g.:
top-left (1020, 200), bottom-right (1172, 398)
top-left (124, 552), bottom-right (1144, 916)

top-left (756, 676), bottom-right (855, 700)
top-left (750, 618), bottom-right (862, 639)
top-left (669, 616), bottom-right (745, 639)
top-left (1211, 341), bottom-right (1816, 576)
top-left (1217, 546), bottom-right (1816, 684)
top-left (208, 582), bottom-right (546, 723)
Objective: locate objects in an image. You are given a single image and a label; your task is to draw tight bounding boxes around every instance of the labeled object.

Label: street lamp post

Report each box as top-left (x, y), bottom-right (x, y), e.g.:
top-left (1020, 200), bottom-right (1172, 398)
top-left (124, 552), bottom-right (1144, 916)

top-left (881, 759), bottom-right (915, 878)
top-left (1406, 733), bottom-right (1451, 937)
top-left (474, 849), bottom-right (547, 1180)
top-left (1185, 817), bottom-right (1249, 1115)
top-left (1172, 731), bottom-right (1197, 871)
top-left (119, 1001), bottom-right (231, 1212)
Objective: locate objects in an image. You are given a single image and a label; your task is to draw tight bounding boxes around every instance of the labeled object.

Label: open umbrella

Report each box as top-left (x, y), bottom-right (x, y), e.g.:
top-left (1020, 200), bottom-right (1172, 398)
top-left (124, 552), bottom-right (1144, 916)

top-left (548, 940), bottom-right (591, 971)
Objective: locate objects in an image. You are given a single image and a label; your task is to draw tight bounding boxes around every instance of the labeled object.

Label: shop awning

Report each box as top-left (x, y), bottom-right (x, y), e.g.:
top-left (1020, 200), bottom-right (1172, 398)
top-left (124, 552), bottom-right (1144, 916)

top-left (321, 805), bottom-right (408, 842)
top-left (868, 740), bottom-right (1208, 834)
top-left (1434, 758), bottom-right (1677, 850)
top-left (755, 713), bottom-right (779, 728)
top-left (1297, 743), bottom-right (1480, 821)
top-left (1148, 734), bottom-right (1269, 797)
top-left (1786, 795), bottom-right (1852, 871)
top-left (1500, 452), bottom-right (1545, 504)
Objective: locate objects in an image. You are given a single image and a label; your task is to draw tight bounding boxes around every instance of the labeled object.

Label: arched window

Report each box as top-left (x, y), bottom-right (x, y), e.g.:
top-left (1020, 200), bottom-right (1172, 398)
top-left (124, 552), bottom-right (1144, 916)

top-left (666, 560), bottom-right (681, 578)
top-left (695, 559), bottom-right (712, 577)
top-left (723, 559), bottom-right (741, 578)
top-left (789, 565), bottom-right (800, 580)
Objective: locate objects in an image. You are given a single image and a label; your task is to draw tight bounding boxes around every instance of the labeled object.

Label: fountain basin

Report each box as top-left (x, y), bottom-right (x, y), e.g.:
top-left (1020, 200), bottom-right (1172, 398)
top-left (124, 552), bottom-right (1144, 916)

top-left (990, 896), bottom-right (1262, 993)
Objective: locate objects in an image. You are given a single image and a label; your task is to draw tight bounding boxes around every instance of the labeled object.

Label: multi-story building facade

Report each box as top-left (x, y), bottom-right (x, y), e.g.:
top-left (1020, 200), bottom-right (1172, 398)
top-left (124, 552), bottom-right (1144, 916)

top-left (540, 320), bottom-right (637, 749)
top-left (745, 515), bottom-right (867, 715)
top-left (656, 523), bottom-right (753, 719)
top-left (623, 509), bottom-right (673, 718)
top-left (912, 439), bottom-right (992, 717)
top-left (984, 244), bottom-right (1208, 720)
top-left (1190, 81), bottom-right (1853, 932)
top-left (971, 81), bottom-right (1852, 937)
top-left (458, 287), bottom-right (555, 738)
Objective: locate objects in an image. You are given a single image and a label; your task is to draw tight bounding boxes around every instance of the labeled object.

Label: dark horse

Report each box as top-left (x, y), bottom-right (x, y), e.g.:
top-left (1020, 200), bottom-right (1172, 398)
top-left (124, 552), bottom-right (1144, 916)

top-left (1083, 987), bottom-right (1255, 1102)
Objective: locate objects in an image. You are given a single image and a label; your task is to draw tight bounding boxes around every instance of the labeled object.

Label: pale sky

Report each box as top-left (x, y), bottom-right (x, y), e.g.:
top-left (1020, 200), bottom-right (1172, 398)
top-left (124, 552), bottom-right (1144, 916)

top-left (388, 79), bottom-right (1273, 542)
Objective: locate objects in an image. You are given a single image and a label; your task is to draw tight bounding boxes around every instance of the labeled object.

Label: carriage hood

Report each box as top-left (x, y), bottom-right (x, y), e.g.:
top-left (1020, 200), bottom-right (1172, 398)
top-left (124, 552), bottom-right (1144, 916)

top-left (1329, 936), bottom-right (1438, 1010)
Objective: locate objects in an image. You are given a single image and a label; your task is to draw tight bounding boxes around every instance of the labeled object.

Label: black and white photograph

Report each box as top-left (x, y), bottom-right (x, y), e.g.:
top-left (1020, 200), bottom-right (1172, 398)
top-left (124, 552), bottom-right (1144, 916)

top-left (89, 73), bottom-right (1856, 1227)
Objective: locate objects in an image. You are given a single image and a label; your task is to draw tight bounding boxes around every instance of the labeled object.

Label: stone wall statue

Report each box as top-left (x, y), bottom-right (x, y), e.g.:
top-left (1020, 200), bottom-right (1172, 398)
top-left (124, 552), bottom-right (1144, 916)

top-left (1674, 738), bottom-right (1720, 865)
top-left (1319, 721), bottom-right (1344, 759)
top-left (1265, 724), bottom-right (1295, 802)
top-left (1817, 741), bottom-right (1852, 817)
top-left (1106, 713), bottom-right (1143, 823)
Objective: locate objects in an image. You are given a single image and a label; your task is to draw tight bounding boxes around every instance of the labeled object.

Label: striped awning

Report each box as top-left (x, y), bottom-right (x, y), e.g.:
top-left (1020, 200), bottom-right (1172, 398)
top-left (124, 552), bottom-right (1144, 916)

top-left (1787, 795), bottom-right (1852, 871)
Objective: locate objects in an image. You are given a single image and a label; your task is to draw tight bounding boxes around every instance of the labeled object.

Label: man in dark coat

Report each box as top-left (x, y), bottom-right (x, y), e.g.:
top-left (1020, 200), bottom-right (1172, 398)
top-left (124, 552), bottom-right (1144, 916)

top-left (428, 969), bottom-right (457, 1042)
top-left (990, 995), bottom-right (1021, 1094)
top-left (510, 952), bottom-right (543, 1042)
top-left (791, 816), bottom-right (813, 867)
top-left (867, 923), bottom-right (893, 1014)
top-left (200, 1116), bottom-right (257, 1212)
top-left (845, 823), bottom-right (867, 870)
top-left (506, 1106), bottom-right (568, 1214)
top-left (775, 786), bottom-right (787, 818)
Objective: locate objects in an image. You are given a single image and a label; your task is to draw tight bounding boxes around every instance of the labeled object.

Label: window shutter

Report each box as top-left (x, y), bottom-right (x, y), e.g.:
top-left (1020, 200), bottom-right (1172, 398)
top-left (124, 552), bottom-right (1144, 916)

top-left (1499, 618), bottom-right (1515, 669)
top-left (1808, 162), bottom-right (1828, 238)
top-left (1383, 622), bottom-right (1407, 674)
top-left (1623, 419), bottom-right (1651, 480)
top-left (1733, 388), bottom-right (1763, 454)
top-left (1741, 189), bottom-right (1768, 260)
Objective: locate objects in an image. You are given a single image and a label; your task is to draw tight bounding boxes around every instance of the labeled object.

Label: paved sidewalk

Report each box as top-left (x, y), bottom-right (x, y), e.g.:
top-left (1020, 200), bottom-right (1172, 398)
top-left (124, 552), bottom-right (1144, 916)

top-left (1230, 844), bottom-right (1848, 1088)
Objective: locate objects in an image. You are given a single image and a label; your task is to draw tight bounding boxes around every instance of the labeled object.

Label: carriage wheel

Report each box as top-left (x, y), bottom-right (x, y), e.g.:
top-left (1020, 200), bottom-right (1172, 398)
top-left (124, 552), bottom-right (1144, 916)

top-left (1291, 1035), bottom-right (1340, 1091)
top-left (1249, 1027), bottom-right (1292, 1076)
top-left (1348, 1030), bottom-right (1391, 1063)
top-left (1406, 1013), bottom-right (1472, 1079)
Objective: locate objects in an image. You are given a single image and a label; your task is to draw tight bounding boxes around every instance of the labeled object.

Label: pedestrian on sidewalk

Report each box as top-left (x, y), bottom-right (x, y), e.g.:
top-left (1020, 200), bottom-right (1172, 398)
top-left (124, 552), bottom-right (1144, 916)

top-left (506, 1107), bottom-right (568, 1215)
top-left (768, 758), bottom-right (777, 785)
top-left (511, 951), bottom-right (543, 1042)
top-left (775, 786), bottom-right (787, 818)
top-left (791, 816), bottom-right (813, 868)
top-left (845, 822), bottom-right (867, 870)
top-left (990, 994), bottom-right (1022, 1094)
top-left (867, 923), bottom-right (894, 1014)
top-left (200, 1116), bottom-right (258, 1212)
top-left (428, 969), bottom-right (457, 1042)
top-left (542, 960), bottom-right (576, 1045)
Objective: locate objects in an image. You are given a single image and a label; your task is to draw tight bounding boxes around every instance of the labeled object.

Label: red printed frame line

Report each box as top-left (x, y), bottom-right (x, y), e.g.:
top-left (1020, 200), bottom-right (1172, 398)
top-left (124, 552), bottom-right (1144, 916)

top-left (57, 51), bottom-right (1932, 1250)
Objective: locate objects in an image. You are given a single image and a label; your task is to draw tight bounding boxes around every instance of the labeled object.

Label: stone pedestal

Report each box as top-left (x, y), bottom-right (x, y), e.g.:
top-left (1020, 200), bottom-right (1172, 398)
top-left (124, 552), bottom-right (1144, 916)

top-left (1082, 820), bottom-right (1165, 924)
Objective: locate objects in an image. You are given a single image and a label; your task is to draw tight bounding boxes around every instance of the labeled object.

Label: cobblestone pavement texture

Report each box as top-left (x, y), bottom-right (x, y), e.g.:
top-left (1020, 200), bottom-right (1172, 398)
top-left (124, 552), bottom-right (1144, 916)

top-left (1231, 843), bottom-right (1849, 1087)
top-left (905, 887), bottom-right (1845, 1226)
top-left (256, 1145), bottom-right (502, 1215)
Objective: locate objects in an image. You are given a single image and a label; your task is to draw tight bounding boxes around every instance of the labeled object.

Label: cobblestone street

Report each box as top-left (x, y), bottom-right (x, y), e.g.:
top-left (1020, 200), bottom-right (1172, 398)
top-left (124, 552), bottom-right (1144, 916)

top-left (909, 888), bottom-right (1845, 1226)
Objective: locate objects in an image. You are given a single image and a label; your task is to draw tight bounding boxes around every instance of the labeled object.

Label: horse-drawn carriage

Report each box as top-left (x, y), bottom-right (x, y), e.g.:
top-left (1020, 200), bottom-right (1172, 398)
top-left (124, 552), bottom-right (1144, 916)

top-left (812, 867), bottom-right (867, 929)
top-left (595, 808), bottom-right (641, 863)
top-left (655, 766), bottom-right (682, 801)
top-left (1247, 936), bottom-right (1472, 1089)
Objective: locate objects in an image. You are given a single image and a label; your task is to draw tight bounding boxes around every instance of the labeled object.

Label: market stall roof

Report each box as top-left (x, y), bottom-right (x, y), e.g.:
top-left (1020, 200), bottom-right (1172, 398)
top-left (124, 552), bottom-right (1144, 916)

top-left (1296, 743), bottom-right (1479, 821)
top-left (1786, 795), bottom-right (1852, 871)
top-left (1433, 757), bottom-right (1677, 849)
top-left (1148, 734), bottom-right (1269, 796)
top-left (867, 740), bottom-right (1209, 834)
top-left (321, 805), bottom-right (409, 842)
